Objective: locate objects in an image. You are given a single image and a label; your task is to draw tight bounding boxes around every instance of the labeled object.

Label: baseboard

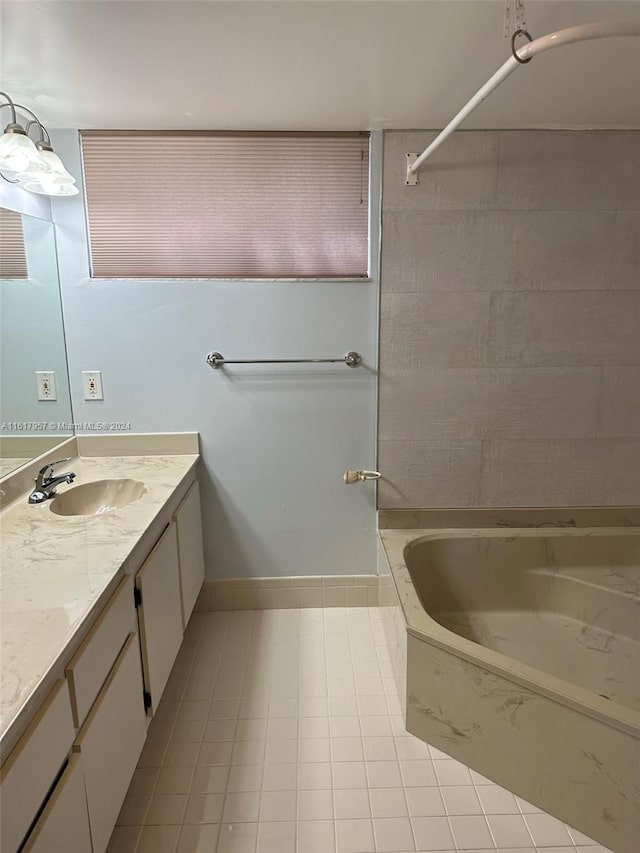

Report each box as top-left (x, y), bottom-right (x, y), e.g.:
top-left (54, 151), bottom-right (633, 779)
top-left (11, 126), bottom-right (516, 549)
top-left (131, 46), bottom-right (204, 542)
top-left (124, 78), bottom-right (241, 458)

top-left (195, 575), bottom-right (379, 611)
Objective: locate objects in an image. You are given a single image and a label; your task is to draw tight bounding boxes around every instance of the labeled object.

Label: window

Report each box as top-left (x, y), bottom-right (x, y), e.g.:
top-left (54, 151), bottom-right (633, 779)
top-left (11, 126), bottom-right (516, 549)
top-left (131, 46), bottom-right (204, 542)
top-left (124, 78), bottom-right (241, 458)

top-left (0, 209), bottom-right (28, 279)
top-left (81, 131), bottom-right (370, 279)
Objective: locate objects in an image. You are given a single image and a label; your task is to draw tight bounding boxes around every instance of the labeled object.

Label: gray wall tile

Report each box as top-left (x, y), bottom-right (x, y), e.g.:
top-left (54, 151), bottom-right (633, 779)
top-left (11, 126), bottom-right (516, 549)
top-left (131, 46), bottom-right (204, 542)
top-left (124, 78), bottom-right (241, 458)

top-left (382, 130), bottom-right (500, 212)
top-left (378, 440), bottom-right (482, 508)
top-left (381, 209), bottom-right (639, 293)
top-left (497, 131), bottom-right (640, 211)
top-left (379, 293), bottom-right (490, 368)
top-left (379, 130), bottom-right (640, 509)
top-left (598, 368), bottom-right (640, 438)
top-left (378, 367), bottom-right (600, 442)
top-left (480, 439), bottom-right (640, 506)
top-left (488, 291), bottom-right (640, 367)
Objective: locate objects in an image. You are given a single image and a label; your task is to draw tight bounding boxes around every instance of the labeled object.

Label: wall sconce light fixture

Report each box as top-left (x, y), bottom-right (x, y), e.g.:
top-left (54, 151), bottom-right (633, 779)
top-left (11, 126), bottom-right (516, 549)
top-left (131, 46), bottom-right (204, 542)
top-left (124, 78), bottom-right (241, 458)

top-left (0, 91), bottom-right (78, 196)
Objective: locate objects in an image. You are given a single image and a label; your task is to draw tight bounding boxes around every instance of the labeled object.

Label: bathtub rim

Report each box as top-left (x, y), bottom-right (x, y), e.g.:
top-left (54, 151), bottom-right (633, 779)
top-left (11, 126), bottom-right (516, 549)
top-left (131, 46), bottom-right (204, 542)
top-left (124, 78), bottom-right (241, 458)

top-left (379, 526), bottom-right (640, 739)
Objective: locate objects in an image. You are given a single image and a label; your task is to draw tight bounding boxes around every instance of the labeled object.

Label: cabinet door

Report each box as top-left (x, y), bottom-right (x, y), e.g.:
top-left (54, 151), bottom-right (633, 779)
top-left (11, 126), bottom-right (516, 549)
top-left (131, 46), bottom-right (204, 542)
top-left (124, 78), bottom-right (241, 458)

top-left (174, 480), bottom-right (205, 627)
top-left (0, 679), bottom-right (75, 853)
top-left (136, 521), bottom-right (183, 711)
top-left (75, 634), bottom-right (147, 853)
top-left (22, 754), bottom-right (92, 853)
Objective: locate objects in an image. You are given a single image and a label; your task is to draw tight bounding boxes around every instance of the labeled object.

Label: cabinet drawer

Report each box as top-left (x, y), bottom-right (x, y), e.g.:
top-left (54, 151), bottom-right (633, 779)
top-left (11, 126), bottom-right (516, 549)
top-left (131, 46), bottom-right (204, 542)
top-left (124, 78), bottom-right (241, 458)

top-left (0, 679), bottom-right (75, 853)
top-left (22, 754), bottom-right (92, 853)
top-left (174, 480), bottom-right (205, 627)
top-left (74, 633), bottom-right (147, 853)
top-left (66, 575), bottom-right (136, 727)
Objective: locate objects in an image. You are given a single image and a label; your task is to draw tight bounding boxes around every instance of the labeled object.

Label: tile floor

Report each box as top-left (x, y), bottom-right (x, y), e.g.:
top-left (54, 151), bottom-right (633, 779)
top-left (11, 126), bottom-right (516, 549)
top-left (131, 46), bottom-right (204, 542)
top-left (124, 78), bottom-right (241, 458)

top-left (108, 607), bottom-right (611, 853)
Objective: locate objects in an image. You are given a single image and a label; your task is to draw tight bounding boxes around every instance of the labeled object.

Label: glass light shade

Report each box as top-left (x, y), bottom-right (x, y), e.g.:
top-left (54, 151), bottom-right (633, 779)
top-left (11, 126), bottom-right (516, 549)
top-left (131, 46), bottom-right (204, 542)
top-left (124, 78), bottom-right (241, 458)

top-left (22, 148), bottom-right (75, 184)
top-left (21, 179), bottom-right (79, 197)
top-left (0, 131), bottom-right (48, 175)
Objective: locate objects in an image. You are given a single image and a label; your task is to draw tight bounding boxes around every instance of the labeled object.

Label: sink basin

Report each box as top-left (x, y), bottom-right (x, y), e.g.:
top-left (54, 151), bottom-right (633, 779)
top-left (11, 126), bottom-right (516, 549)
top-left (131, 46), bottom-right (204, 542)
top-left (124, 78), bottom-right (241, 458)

top-left (50, 478), bottom-right (146, 516)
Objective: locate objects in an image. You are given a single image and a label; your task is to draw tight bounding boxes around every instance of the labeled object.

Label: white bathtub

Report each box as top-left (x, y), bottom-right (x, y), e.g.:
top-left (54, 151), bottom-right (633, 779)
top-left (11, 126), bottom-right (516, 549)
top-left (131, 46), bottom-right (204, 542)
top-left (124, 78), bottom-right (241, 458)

top-left (379, 523), bottom-right (640, 853)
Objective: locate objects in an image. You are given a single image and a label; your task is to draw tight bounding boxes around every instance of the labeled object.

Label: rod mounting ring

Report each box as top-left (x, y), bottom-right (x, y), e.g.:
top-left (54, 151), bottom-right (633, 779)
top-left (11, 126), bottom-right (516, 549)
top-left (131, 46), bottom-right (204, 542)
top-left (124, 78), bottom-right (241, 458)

top-left (512, 29), bottom-right (533, 63)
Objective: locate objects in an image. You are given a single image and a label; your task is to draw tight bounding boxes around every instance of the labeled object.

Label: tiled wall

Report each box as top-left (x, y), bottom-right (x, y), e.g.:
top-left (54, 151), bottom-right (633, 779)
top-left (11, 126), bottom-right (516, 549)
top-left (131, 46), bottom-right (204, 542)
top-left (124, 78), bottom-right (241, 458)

top-left (379, 130), bottom-right (640, 508)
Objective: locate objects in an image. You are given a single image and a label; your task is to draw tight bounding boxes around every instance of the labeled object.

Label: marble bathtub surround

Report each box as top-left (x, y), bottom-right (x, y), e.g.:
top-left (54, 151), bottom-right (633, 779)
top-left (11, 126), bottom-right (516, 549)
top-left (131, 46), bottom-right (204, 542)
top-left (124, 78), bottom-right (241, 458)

top-left (0, 440), bottom-right (199, 753)
top-left (378, 507), bottom-right (640, 529)
top-left (379, 130), bottom-right (640, 509)
top-left (379, 526), bottom-right (640, 853)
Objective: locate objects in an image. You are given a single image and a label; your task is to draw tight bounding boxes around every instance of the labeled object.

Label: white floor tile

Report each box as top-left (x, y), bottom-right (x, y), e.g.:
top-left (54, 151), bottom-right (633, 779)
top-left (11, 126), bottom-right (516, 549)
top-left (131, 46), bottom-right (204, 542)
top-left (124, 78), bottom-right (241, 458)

top-left (400, 760), bottom-right (438, 788)
top-left (299, 737), bottom-right (331, 763)
top-left (476, 785), bottom-right (520, 815)
top-left (226, 764), bottom-right (263, 792)
top-left (262, 763), bottom-right (297, 791)
top-left (298, 789), bottom-right (334, 821)
top-left (524, 814), bottom-right (574, 847)
top-left (364, 735), bottom-right (398, 761)
top-left (222, 791), bottom-right (261, 823)
top-left (434, 760), bottom-right (473, 787)
top-left (256, 820), bottom-right (296, 853)
top-left (487, 814), bottom-right (535, 847)
top-left (216, 822), bottom-right (258, 853)
top-left (336, 817), bottom-right (375, 853)
top-left (183, 793), bottom-right (224, 825)
top-left (449, 815), bottom-right (494, 849)
top-left (367, 759), bottom-right (404, 788)
top-left (110, 608), bottom-right (605, 853)
top-left (334, 788), bottom-right (372, 820)
top-left (156, 767), bottom-right (196, 796)
top-left (374, 816), bottom-right (416, 852)
top-left (146, 794), bottom-right (188, 825)
top-left (176, 823), bottom-right (220, 853)
top-left (137, 825), bottom-right (181, 853)
top-left (297, 819), bottom-right (336, 853)
top-left (298, 761), bottom-right (334, 790)
top-left (370, 788), bottom-right (409, 818)
top-left (404, 788), bottom-right (446, 818)
top-left (440, 786), bottom-right (483, 816)
top-left (299, 717), bottom-right (330, 739)
top-left (331, 736), bottom-right (365, 762)
top-left (190, 765), bottom-right (229, 794)
top-left (411, 816), bottom-right (455, 851)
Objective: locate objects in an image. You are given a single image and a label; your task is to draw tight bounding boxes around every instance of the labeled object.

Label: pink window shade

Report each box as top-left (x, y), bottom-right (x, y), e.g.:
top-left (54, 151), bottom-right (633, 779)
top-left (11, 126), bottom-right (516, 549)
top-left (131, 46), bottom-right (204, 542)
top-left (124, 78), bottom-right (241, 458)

top-left (0, 209), bottom-right (28, 279)
top-left (81, 131), bottom-right (370, 278)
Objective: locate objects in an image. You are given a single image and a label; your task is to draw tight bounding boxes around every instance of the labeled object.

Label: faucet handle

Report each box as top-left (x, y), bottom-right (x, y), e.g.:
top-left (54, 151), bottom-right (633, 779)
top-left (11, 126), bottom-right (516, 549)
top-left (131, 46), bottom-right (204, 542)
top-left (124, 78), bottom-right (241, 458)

top-left (36, 458), bottom-right (73, 483)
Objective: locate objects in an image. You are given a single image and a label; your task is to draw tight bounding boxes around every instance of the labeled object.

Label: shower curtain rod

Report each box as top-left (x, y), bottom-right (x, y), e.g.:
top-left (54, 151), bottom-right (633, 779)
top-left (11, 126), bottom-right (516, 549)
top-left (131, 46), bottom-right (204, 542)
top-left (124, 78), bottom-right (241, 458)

top-left (406, 20), bottom-right (640, 184)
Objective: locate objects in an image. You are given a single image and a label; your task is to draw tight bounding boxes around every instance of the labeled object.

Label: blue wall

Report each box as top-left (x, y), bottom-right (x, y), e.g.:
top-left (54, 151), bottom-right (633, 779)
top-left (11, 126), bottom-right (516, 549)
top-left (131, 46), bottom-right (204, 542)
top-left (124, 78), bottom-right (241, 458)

top-left (51, 129), bottom-right (381, 579)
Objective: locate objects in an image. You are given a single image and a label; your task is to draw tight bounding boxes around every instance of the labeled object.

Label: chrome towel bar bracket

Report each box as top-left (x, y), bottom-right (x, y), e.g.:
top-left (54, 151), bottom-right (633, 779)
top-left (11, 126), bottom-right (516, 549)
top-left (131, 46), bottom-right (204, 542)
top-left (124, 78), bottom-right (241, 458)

top-left (206, 351), bottom-right (362, 369)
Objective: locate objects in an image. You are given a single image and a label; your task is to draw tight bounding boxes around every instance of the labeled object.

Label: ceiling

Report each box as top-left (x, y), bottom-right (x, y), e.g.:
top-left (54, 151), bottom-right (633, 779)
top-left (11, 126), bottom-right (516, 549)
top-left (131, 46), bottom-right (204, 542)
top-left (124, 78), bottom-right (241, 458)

top-left (1, 0), bottom-right (639, 131)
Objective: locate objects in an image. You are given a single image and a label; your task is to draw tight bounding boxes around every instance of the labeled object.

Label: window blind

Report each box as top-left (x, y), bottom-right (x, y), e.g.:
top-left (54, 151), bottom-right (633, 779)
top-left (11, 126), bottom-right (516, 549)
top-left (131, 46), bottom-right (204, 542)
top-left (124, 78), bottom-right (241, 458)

top-left (81, 131), bottom-right (370, 279)
top-left (0, 209), bottom-right (28, 279)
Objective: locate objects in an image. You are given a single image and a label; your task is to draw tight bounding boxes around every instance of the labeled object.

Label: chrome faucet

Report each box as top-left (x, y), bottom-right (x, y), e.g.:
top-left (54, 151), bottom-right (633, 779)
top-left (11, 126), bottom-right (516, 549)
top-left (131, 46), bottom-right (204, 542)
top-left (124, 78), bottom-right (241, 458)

top-left (28, 458), bottom-right (76, 504)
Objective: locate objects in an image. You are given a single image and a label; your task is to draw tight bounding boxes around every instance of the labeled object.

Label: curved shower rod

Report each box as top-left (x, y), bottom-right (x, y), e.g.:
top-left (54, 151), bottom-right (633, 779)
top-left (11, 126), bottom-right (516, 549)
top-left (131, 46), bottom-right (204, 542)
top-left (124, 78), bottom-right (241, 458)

top-left (406, 20), bottom-right (640, 184)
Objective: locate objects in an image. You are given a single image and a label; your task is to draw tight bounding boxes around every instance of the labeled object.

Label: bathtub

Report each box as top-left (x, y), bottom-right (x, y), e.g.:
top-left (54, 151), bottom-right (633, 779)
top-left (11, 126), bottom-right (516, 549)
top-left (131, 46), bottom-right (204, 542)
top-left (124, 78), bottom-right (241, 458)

top-left (379, 523), bottom-right (640, 853)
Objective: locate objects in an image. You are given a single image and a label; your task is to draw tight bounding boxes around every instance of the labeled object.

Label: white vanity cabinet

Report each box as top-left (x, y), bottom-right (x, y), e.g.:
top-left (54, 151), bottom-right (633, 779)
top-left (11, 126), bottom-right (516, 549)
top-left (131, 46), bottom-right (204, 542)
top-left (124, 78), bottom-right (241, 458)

top-left (21, 754), bottom-right (92, 853)
top-left (135, 520), bottom-right (184, 713)
top-left (74, 633), bottom-right (147, 853)
top-left (1, 462), bottom-right (205, 853)
top-left (174, 480), bottom-right (206, 627)
top-left (0, 679), bottom-right (76, 853)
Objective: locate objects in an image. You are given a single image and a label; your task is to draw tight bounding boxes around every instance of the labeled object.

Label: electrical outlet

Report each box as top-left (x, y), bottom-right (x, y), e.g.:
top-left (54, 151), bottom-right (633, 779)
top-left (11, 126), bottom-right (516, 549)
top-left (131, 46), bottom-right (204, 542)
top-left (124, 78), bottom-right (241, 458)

top-left (82, 370), bottom-right (104, 400)
top-left (36, 371), bottom-right (57, 401)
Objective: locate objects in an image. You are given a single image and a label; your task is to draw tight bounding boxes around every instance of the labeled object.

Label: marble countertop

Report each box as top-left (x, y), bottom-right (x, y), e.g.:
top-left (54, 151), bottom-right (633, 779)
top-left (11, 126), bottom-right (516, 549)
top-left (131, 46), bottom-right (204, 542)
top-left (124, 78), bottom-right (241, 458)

top-left (0, 452), bottom-right (198, 748)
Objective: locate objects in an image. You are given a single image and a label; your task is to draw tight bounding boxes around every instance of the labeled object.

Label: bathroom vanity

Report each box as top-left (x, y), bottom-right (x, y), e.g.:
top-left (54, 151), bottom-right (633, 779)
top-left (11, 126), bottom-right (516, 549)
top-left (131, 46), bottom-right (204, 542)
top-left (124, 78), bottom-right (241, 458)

top-left (0, 433), bottom-right (205, 853)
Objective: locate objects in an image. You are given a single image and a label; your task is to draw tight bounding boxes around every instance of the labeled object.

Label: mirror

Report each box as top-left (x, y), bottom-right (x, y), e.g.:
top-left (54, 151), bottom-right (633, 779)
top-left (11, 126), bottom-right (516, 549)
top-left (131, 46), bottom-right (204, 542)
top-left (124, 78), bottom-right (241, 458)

top-left (0, 207), bottom-right (73, 478)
